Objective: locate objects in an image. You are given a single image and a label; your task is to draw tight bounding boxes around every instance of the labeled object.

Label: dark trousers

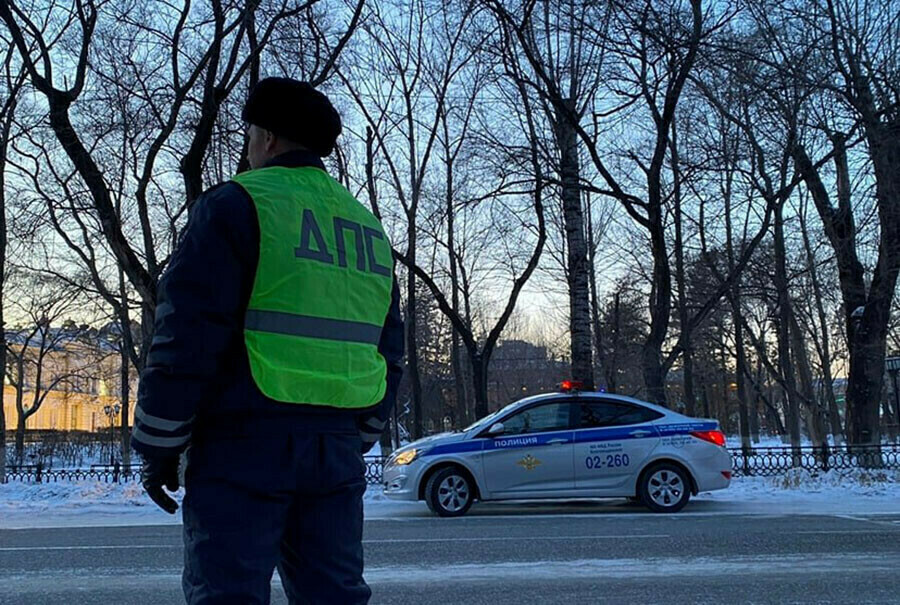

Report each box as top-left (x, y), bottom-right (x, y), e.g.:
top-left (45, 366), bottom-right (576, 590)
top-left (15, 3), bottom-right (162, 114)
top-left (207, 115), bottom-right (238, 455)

top-left (181, 422), bottom-right (370, 604)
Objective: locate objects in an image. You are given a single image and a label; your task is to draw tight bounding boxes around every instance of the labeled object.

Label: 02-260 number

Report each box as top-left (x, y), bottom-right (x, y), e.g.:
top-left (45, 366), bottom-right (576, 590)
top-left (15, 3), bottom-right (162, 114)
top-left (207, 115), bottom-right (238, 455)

top-left (584, 454), bottom-right (630, 469)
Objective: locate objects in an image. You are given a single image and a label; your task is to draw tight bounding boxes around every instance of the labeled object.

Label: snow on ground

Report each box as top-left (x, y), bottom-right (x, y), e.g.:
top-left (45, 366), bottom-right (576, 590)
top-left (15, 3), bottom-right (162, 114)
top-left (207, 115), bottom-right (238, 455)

top-left (1, 469), bottom-right (898, 529)
top-left (0, 481), bottom-right (420, 529)
top-left (694, 468), bottom-right (900, 514)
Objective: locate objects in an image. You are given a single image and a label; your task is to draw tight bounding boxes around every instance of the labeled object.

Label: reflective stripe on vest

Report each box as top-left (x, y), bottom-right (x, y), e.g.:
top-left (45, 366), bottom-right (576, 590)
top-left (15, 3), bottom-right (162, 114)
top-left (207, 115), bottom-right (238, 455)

top-left (232, 166), bottom-right (394, 408)
top-left (244, 310), bottom-right (382, 345)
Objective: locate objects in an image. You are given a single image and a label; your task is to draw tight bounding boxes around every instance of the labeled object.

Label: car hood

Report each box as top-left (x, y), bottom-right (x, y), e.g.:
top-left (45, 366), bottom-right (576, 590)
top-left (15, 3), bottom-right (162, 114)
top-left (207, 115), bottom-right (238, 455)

top-left (396, 432), bottom-right (464, 453)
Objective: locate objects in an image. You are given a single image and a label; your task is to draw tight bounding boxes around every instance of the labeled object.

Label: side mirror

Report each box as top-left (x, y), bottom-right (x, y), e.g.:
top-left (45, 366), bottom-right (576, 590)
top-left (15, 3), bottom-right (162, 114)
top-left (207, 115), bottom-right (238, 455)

top-left (488, 422), bottom-right (505, 436)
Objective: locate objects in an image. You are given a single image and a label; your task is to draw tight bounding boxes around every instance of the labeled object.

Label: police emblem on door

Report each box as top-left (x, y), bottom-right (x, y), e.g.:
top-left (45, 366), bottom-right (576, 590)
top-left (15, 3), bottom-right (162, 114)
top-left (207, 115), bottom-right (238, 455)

top-left (517, 454), bottom-right (541, 471)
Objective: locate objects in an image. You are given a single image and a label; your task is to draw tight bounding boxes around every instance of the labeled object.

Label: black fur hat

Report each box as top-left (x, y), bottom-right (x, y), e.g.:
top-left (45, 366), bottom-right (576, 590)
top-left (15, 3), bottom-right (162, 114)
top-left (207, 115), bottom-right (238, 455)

top-left (242, 77), bottom-right (342, 157)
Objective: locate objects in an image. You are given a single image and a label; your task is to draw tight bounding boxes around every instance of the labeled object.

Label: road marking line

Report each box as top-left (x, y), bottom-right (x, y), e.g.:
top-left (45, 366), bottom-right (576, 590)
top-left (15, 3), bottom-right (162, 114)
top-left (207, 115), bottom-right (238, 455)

top-left (367, 511), bottom-right (900, 521)
top-left (0, 544), bottom-right (177, 552)
top-left (364, 553), bottom-right (900, 584)
top-left (794, 530), bottom-right (899, 535)
top-left (364, 534), bottom-right (669, 544)
top-left (0, 534), bottom-right (670, 552)
top-left (833, 514), bottom-right (900, 528)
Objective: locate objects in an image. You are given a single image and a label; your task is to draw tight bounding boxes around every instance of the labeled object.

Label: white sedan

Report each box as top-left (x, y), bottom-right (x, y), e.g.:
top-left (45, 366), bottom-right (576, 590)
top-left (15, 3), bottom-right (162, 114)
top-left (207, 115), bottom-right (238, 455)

top-left (383, 385), bottom-right (732, 516)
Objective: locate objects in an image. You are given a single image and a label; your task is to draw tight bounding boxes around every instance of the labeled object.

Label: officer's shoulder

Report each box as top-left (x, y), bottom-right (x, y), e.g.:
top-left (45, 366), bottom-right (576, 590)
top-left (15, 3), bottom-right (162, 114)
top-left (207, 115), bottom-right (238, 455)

top-left (192, 182), bottom-right (254, 221)
top-left (200, 181), bottom-right (252, 206)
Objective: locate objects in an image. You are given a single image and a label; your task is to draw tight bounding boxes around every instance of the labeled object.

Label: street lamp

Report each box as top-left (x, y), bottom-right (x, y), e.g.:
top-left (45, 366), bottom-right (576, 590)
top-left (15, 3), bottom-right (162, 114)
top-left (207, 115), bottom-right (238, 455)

top-left (103, 403), bottom-right (121, 464)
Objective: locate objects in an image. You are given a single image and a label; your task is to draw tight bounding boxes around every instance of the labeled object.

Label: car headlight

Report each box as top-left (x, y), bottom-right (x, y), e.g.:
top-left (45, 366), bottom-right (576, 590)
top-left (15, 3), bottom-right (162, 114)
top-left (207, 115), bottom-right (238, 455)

top-left (390, 448), bottom-right (423, 466)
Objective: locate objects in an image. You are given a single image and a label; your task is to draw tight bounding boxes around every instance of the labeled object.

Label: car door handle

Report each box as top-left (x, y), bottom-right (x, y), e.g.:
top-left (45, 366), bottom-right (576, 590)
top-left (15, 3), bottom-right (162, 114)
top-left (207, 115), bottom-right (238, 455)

top-left (629, 430), bottom-right (653, 438)
top-left (546, 438), bottom-right (569, 445)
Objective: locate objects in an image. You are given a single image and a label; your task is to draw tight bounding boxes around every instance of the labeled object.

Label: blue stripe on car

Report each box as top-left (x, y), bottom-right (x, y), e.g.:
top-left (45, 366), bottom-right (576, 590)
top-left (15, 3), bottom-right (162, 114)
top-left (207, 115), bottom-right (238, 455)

top-left (426, 440), bottom-right (485, 456)
top-left (420, 421), bottom-right (719, 457)
top-left (655, 422), bottom-right (718, 435)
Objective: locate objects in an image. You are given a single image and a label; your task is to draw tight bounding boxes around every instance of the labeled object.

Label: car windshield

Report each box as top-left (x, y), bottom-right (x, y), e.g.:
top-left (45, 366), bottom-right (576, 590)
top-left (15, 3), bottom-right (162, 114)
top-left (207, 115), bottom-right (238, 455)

top-left (463, 402), bottom-right (519, 432)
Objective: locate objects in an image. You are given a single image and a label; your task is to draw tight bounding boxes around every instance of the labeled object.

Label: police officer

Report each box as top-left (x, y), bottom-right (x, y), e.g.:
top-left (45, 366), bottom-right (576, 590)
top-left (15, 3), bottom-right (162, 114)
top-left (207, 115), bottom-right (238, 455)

top-left (132, 77), bottom-right (404, 605)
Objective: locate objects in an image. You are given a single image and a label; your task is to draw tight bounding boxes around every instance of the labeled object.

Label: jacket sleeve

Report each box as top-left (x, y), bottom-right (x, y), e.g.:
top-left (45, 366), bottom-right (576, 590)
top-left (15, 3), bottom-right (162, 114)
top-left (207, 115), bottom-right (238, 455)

top-left (358, 278), bottom-right (404, 452)
top-left (132, 183), bottom-right (256, 459)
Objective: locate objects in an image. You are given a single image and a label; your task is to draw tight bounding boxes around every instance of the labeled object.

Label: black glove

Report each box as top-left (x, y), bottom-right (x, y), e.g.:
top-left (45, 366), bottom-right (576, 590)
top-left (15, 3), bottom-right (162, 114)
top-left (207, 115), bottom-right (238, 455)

top-left (141, 455), bottom-right (180, 514)
top-left (358, 415), bottom-right (386, 454)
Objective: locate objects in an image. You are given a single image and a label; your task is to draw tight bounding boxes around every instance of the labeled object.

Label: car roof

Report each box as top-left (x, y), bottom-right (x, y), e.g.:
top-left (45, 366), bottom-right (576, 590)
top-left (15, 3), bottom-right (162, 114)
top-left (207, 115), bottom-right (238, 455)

top-left (498, 391), bottom-right (678, 417)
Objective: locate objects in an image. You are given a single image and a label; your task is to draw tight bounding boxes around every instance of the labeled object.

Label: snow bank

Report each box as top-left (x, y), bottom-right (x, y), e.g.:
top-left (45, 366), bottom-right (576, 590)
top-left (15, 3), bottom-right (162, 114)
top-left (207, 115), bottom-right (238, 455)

top-left (0, 480), bottom-right (183, 529)
top-left (0, 481), bottom-right (420, 528)
top-left (694, 468), bottom-right (900, 514)
top-left (1, 470), bottom-right (897, 529)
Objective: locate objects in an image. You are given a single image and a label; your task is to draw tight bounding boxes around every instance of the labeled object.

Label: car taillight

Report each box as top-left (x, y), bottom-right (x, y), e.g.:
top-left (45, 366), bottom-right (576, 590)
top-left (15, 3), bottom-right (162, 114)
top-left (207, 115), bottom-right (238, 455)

top-left (691, 430), bottom-right (726, 447)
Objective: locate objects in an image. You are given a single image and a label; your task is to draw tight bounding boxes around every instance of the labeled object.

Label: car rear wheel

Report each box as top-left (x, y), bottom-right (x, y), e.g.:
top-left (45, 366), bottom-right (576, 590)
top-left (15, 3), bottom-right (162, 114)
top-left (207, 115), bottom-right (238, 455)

top-left (425, 467), bottom-right (474, 517)
top-left (639, 463), bottom-right (691, 513)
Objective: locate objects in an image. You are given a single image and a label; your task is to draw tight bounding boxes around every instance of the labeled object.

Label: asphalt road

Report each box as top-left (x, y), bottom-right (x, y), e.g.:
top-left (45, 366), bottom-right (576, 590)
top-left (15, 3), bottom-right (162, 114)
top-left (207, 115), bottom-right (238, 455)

top-left (1, 502), bottom-right (899, 604)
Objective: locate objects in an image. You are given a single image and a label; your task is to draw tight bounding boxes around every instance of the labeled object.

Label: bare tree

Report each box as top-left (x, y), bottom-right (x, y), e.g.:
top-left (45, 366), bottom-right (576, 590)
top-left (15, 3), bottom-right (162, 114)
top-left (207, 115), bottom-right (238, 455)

top-left (507, 0), bottom-right (609, 389)
top-left (493, 1), bottom-right (773, 406)
top-left (723, 0), bottom-right (899, 448)
top-left (3, 274), bottom-right (93, 463)
top-left (338, 0), bottom-right (486, 435)
top-left (352, 7), bottom-right (549, 419)
top-left (796, 190), bottom-right (844, 442)
top-left (0, 37), bottom-right (26, 480)
top-left (1, 0), bottom-right (362, 458)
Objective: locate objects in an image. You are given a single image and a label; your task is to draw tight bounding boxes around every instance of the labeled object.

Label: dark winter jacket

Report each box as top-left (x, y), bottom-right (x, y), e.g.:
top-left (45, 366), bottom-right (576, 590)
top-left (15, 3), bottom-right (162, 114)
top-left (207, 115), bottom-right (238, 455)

top-left (131, 150), bottom-right (404, 459)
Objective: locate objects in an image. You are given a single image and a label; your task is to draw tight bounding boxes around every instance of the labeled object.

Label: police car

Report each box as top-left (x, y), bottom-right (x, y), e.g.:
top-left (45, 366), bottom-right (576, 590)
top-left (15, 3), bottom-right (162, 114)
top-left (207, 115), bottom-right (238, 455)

top-left (383, 382), bottom-right (732, 516)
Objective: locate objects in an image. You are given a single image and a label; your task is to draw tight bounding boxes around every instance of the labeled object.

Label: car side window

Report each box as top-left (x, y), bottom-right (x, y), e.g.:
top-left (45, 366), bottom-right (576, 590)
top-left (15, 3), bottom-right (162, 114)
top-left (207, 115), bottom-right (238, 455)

top-left (580, 401), bottom-right (663, 428)
top-left (500, 402), bottom-right (573, 435)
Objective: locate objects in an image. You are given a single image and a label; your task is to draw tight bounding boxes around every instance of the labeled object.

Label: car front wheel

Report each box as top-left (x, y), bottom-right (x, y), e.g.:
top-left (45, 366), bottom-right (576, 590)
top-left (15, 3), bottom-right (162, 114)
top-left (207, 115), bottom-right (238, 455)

top-left (425, 467), bottom-right (474, 517)
top-left (639, 463), bottom-right (691, 513)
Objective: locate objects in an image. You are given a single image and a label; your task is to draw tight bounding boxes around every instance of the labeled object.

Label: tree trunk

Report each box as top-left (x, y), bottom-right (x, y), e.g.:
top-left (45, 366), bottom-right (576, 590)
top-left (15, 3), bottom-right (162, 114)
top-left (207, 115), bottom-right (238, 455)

top-left (587, 194), bottom-right (606, 392)
top-left (890, 372), bottom-right (900, 444)
top-left (119, 337), bottom-right (132, 466)
top-left (605, 291), bottom-right (621, 394)
top-left (846, 315), bottom-right (888, 448)
top-left (115, 184), bottom-right (133, 465)
top-left (732, 301), bottom-right (752, 451)
top-left (773, 201), bottom-right (802, 459)
top-left (0, 91), bottom-right (9, 482)
top-left (555, 100), bottom-right (593, 389)
top-left (643, 202), bottom-right (671, 405)
top-left (882, 393), bottom-right (898, 443)
top-left (471, 351), bottom-right (488, 420)
top-left (446, 149), bottom-right (468, 427)
top-left (179, 82), bottom-right (223, 207)
top-left (671, 124), bottom-right (694, 417)
top-left (406, 245), bottom-right (424, 439)
top-left (750, 355), bottom-right (762, 442)
top-left (794, 135), bottom-right (899, 450)
top-left (722, 154), bottom-right (750, 450)
top-left (0, 387), bottom-right (5, 479)
top-left (379, 425), bottom-right (393, 456)
top-left (718, 331), bottom-right (731, 434)
top-left (14, 411), bottom-right (25, 465)
top-left (0, 420), bottom-right (5, 481)
top-left (798, 204), bottom-right (843, 443)
top-left (789, 313), bottom-right (827, 449)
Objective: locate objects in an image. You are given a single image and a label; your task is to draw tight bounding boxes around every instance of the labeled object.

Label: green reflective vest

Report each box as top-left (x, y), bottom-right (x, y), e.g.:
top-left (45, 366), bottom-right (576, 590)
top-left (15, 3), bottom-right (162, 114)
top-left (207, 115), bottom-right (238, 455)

top-left (232, 166), bottom-right (394, 408)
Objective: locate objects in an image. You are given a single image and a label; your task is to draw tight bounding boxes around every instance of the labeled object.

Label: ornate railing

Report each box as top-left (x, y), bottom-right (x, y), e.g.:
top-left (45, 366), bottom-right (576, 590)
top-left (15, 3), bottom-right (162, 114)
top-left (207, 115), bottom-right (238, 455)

top-left (4, 446), bottom-right (899, 484)
top-left (2, 458), bottom-right (389, 485)
top-left (728, 444), bottom-right (900, 477)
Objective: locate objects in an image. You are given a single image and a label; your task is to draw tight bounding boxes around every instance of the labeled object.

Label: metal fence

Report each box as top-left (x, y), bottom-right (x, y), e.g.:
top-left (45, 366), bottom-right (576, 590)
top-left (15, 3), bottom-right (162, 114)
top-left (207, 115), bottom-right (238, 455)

top-left (729, 444), bottom-right (900, 477)
top-left (1, 459), bottom-right (388, 485)
top-left (3, 446), bottom-right (899, 484)
top-left (2, 463), bottom-right (142, 484)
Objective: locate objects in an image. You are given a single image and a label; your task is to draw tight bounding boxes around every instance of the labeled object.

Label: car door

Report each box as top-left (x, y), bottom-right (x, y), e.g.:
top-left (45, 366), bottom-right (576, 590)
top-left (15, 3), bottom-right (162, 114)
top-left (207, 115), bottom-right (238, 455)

top-left (480, 401), bottom-right (577, 496)
top-left (573, 400), bottom-right (663, 492)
